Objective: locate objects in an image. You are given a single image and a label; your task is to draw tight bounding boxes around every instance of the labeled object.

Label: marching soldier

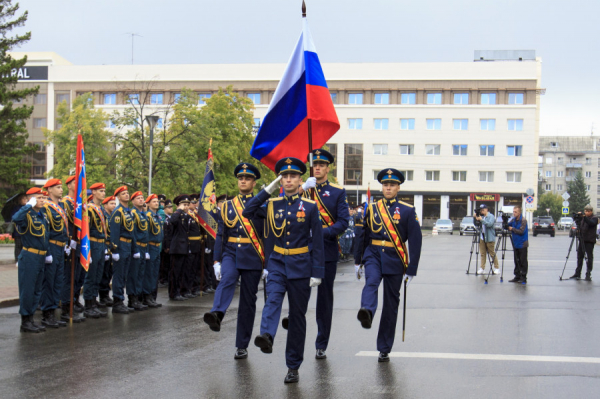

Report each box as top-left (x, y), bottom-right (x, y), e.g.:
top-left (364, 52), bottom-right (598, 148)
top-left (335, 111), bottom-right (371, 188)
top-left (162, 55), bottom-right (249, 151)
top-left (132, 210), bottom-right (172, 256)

top-left (243, 157), bottom-right (325, 384)
top-left (186, 194), bottom-right (203, 298)
top-left (99, 195), bottom-right (116, 307)
top-left (169, 195), bottom-right (191, 301)
top-left (109, 186), bottom-right (135, 314)
top-left (143, 194), bottom-right (164, 308)
top-left (203, 162), bottom-right (266, 360)
top-left (13, 188), bottom-right (50, 333)
top-left (82, 183), bottom-right (108, 318)
top-left (129, 191), bottom-right (150, 311)
top-left (355, 169), bottom-right (422, 362)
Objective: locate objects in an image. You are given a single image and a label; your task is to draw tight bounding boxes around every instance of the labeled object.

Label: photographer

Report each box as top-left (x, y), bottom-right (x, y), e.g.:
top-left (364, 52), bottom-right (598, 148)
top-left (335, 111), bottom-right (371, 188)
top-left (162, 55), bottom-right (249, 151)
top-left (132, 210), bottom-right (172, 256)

top-left (507, 205), bottom-right (528, 284)
top-left (474, 204), bottom-right (499, 274)
top-left (570, 205), bottom-right (599, 281)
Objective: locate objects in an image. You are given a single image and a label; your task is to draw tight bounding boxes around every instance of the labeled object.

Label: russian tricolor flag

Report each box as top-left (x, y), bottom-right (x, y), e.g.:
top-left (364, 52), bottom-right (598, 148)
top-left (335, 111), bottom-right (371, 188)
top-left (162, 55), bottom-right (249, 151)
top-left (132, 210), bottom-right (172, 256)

top-left (251, 18), bottom-right (340, 171)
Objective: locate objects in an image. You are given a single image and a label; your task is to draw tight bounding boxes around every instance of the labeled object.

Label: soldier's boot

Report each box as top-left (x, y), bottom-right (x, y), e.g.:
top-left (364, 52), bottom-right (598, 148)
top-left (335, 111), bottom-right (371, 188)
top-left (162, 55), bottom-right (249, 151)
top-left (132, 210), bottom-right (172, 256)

top-left (128, 295), bottom-right (144, 311)
top-left (92, 299), bottom-right (108, 317)
top-left (142, 294), bottom-right (160, 309)
top-left (73, 299), bottom-right (85, 313)
top-left (61, 303), bottom-right (86, 323)
top-left (99, 292), bottom-right (114, 307)
top-left (30, 315), bottom-right (46, 332)
top-left (83, 300), bottom-right (101, 319)
top-left (20, 315), bottom-right (41, 333)
top-left (112, 298), bottom-right (130, 314)
top-left (136, 296), bottom-right (148, 311)
top-left (41, 309), bottom-right (60, 329)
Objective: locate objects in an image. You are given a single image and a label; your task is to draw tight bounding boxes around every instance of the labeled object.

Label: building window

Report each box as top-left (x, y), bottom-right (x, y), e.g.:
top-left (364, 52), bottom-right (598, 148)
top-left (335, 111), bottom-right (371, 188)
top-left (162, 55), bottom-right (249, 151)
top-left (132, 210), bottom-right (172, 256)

top-left (247, 93), bottom-right (260, 104)
top-left (400, 118), bottom-right (415, 130)
top-left (374, 93), bottom-right (389, 104)
top-left (399, 170), bottom-right (414, 181)
top-left (198, 94), bottom-right (212, 105)
top-left (480, 119), bottom-right (496, 130)
top-left (348, 93), bottom-right (363, 104)
top-left (481, 93), bottom-right (497, 105)
top-left (33, 142), bottom-right (46, 152)
top-left (550, 141), bottom-right (558, 148)
top-left (400, 93), bottom-right (416, 104)
top-left (452, 144), bottom-right (467, 156)
top-left (545, 184), bottom-right (552, 191)
top-left (586, 185), bottom-right (591, 191)
top-left (507, 172), bottom-right (522, 183)
top-left (33, 166), bottom-right (46, 177)
top-left (173, 93), bottom-right (181, 103)
top-left (373, 170), bottom-right (381, 180)
top-left (598, 171), bottom-right (600, 181)
top-left (426, 144), bottom-right (441, 155)
top-left (480, 145), bottom-right (495, 156)
top-left (104, 93), bottom-right (116, 105)
top-left (453, 119), bottom-right (468, 130)
top-left (507, 145), bottom-right (523, 156)
top-left (34, 94), bottom-right (47, 104)
top-left (558, 157), bottom-right (564, 165)
top-left (33, 118), bottom-right (47, 128)
top-left (557, 171), bottom-right (564, 177)
top-left (545, 171), bottom-right (552, 177)
top-left (452, 171), bottom-right (467, 182)
top-left (150, 93), bottom-right (163, 104)
top-left (426, 119), bottom-right (441, 130)
top-left (597, 198), bottom-right (600, 208)
top-left (374, 118), bottom-right (388, 130)
top-left (127, 94), bottom-right (140, 105)
top-left (508, 119), bottom-right (523, 131)
top-left (508, 93), bottom-right (524, 104)
top-left (546, 157), bottom-right (553, 164)
top-left (373, 144), bottom-right (388, 155)
top-left (453, 93), bottom-right (469, 104)
top-left (585, 171), bottom-right (592, 178)
top-left (330, 93), bottom-right (337, 104)
top-left (427, 93), bottom-right (442, 104)
top-left (586, 157), bottom-right (592, 165)
top-left (56, 93), bottom-right (69, 104)
top-left (105, 120), bottom-right (116, 129)
top-left (399, 144), bottom-right (414, 155)
top-left (425, 170), bottom-right (440, 181)
top-left (156, 118), bottom-right (163, 129)
top-left (556, 184), bottom-right (563, 191)
top-left (344, 144), bottom-right (363, 185)
top-left (348, 118), bottom-right (363, 129)
top-left (479, 171), bottom-right (494, 182)
top-left (598, 185), bottom-right (600, 195)
top-left (325, 143), bottom-right (337, 178)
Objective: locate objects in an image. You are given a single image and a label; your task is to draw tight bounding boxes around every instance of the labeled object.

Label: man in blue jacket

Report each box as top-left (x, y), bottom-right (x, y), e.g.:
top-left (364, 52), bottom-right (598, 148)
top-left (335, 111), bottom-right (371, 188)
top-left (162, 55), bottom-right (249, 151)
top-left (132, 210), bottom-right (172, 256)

top-left (243, 157), bottom-right (324, 384)
top-left (508, 205), bottom-right (529, 284)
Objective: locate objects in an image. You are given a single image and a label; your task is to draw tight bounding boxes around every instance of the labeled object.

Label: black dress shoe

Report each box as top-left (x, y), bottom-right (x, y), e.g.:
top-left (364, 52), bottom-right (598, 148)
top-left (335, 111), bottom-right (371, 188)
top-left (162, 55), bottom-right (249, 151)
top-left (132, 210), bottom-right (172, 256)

top-left (569, 275), bottom-right (581, 280)
top-left (254, 333), bottom-right (273, 354)
top-left (20, 315), bottom-right (41, 333)
top-left (509, 277), bottom-right (521, 283)
top-left (234, 348), bottom-right (248, 359)
top-left (315, 349), bottom-right (327, 359)
top-left (184, 293), bottom-right (197, 299)
top-left (284, 368), bottom-right (299, 384)
top-left (585, 275), bottom-right (592, 281)
top-left (203, 312), bottom-right (222, 332)
top-left (357, 308), bottom-right (372, 329)
top-left (206, 288), bottom-right (215, 293)
top-left (191, 290), bottom-right (202, 296)
top-left (378, 352), bottom-right (390, 362)
top-left (281, 316), bottom-right (289, 330)
top-left (171, 295), bottom-right (185, 301)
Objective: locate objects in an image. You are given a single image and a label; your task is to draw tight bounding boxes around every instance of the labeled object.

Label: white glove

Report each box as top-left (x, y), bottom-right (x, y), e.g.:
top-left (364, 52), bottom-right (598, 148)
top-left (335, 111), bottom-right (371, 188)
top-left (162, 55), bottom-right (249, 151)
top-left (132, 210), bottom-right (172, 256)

top-left (69, 240), bottom-right (77, 249)
top-left (45, 255), bottom-right (53, 264)
top-left (104, 255), bottom-right (110, 261)
top-left (89, 255), bottom-right (92, 263)
top-left (302, 177), bottom-right (317, 191)
top-left (105, 249), bottom-right (108, 254)
top-left (355, 265), bottom-right (362, 281)
top-left (265, 175), bottom-right (283, 194)
top-left (261, 269), bottom-right (268, 280)
top-left (309, 277), bottom-right (322, 287)
top-left (145, 252), bottom-right (150, 260)
top-left (65, 246), bottom-right (71, 256)
top-left (214, 262), bottom-right (222, 281)
top-left (27, 197), bottom-right (37, 207)
top-left (133, 252), bottom-right (141, 259)
top-left (205, 248), bottom-right (211, 254)
top-left (112, 253), bottom-right (120, 262)
top-left (403, 275), bottom-right (413, 286)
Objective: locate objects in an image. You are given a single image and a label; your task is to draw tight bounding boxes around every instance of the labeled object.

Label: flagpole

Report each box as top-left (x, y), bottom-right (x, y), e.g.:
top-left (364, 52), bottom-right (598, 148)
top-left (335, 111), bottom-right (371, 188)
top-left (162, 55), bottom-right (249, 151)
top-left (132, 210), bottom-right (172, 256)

top-left (303, 1), bottom-right (316, 202)
top-left (69, 133), bottom-right (82, 324)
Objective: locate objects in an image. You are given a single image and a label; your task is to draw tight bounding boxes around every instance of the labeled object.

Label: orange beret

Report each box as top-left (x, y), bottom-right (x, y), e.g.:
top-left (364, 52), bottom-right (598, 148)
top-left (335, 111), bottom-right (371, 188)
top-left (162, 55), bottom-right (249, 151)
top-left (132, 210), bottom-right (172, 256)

top-left (87, 194), bottom-right (94, 203)
top-left (89, 182), bottom-right (105, 190)
top-left (114, 186), bottom-right (128, 196)
top-left (102, 195), bottom-right (115, 205)
top-left (65, 176), bottom-right (76, 184)
top-left (26, 187), bottom-right (42, 195)
top-left (43, 178), bottom-right (62, 188)
top-left (145, 194), bottom-right (158, 203)
top-left (130, 191), bottom-right (143, 200)
top-left (41, 191), bottom-right (49, 197)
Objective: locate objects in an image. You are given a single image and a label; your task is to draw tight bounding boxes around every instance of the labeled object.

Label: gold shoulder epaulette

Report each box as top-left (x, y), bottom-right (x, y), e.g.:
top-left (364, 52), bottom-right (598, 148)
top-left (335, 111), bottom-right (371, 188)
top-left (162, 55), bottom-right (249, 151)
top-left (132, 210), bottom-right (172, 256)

top-left (329, 183), bottom-right (343, 190)
top-left (399, 201), bottom-right (414, 208)
top-left (303, 198), bottom-right (316, 204)
top-left (269, 197), bottom-right (284, 202)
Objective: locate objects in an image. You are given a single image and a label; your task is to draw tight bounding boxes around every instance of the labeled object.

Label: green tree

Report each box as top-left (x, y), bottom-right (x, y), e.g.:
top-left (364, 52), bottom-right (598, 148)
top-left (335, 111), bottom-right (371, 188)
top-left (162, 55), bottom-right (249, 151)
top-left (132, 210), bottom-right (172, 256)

top-left (534, 192), bottom-right (562, 222)
top-left (537, 171), bottom-right (545, 196)
top-left (44, 93), bottom-right (116, 186)
top-left (566, 170), bottom-right (590, 213)
top-left (0, 1), bottom-right (38, 202)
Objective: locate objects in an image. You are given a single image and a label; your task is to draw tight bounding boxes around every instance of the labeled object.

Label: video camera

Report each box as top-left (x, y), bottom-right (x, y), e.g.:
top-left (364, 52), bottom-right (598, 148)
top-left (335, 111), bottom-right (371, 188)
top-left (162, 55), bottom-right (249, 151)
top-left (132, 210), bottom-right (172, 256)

top-left (572, 212), bottom-right (583, 224)
top-left (499, 211), bottom-right (511, 230)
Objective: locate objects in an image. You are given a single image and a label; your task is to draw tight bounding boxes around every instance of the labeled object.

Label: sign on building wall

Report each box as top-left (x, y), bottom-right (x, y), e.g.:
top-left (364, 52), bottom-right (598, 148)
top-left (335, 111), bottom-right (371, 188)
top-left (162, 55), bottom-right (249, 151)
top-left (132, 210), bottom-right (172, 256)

top-left (2, 66), bottom-right (48, 80)
top-left (470, 193), bottom-right (500, 202)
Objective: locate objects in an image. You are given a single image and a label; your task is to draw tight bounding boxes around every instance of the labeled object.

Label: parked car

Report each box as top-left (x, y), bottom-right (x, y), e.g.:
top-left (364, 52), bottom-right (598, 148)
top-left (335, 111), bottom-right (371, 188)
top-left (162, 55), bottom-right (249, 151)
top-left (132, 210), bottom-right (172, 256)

top-left (434, 219), bottom-right (454, 234)
top-left (533, 216), bottom-right (555, 237)
top-left (459, 216), bottom-right (476, 236)
top-left (557, 217), bottom-right (574, 230)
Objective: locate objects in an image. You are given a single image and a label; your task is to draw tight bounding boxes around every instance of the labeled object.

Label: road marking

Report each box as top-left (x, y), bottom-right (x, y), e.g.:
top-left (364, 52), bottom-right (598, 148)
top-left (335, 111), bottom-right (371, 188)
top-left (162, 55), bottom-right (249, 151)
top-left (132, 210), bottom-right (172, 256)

top-left (355, 351), bottom-right (600, 364)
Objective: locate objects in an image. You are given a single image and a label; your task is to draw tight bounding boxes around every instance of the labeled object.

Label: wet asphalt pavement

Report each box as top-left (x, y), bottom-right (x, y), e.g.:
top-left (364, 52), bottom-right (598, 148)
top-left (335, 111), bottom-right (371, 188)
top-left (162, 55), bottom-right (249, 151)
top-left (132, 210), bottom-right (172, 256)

top-left (1, 234), bottom-right (599, 398)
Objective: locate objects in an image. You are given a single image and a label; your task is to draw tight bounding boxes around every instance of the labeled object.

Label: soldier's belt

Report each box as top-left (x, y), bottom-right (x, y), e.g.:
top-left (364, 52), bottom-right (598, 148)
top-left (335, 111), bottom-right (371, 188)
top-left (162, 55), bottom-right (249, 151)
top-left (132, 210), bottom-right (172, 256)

top-left (89, 237), bottom-right (104, 243)
top-left (274, 245), bottom-right (309, 256)
top-left (23, 247), bottom-right (47, 256)
top-left (149, 242), bottom-right (161, 247)
top-left (137, 242), bottom-right (148, 247)
top-left (189, 236), bottom-right (203, 241)
top-left (120, 237), bottom-right (132, 243)
top-left (49, 239), bottom-right (66, 247)
top-left (228, 237), bottom-right (252, 244)
top-left (371, 239), bottom-right (396, 248)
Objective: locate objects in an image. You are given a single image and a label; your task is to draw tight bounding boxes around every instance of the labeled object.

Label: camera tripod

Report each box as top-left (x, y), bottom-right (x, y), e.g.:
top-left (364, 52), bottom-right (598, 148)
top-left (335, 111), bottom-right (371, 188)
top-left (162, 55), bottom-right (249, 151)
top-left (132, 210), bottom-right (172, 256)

top-left (483, 227), bottom-right (520, 284)
top-left (559, 225), bottom-right (588, 281)
top-left (466, 226), bottom-right (499, 276)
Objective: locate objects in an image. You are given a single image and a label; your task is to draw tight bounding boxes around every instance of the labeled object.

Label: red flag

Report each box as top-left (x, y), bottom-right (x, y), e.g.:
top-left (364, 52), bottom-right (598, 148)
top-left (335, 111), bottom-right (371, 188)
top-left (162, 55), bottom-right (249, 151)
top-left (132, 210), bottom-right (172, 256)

top-left (367, 183), bottom-right (371, 205)
top-left (75, 134), bottom-right (90, 271)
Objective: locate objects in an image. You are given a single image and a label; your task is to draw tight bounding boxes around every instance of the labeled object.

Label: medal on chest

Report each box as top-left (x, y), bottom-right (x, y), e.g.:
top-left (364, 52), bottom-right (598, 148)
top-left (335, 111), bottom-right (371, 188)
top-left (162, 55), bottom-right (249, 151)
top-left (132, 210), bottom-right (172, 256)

top-left (393, 208), bottom-right (401, 224)
top-left (296, 201), bottom-right (306, 222)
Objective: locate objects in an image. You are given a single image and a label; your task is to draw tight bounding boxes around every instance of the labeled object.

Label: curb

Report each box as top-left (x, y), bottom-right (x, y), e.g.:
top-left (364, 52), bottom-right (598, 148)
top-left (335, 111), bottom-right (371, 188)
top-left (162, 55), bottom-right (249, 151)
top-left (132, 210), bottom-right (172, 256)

top-left (0, 297), bottom-right (19, 308)
top-left (0, 260), bottom-right (16, 266)
top-left (0, 244), bottom-right (15, 247)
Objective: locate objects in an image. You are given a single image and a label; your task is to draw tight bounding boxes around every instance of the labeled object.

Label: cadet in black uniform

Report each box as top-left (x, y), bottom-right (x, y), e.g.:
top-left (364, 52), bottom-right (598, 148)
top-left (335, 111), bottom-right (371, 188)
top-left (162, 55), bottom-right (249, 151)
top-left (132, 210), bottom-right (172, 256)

top-left (169, 195), bottom-right (191, 300)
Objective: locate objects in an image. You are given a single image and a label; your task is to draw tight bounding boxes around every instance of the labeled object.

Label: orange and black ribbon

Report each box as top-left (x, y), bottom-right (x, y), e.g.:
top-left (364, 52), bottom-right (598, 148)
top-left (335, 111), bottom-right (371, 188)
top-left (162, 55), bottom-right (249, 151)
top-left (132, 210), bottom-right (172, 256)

top-left (232, 196), bottom-right (265, 263)
top-left (375, 200), bottom-right (409, 268)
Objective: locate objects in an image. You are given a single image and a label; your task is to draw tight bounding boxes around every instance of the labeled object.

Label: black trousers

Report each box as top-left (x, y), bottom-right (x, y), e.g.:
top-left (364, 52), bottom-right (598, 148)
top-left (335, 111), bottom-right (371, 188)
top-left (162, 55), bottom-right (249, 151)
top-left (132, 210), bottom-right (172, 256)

top-left (513, 247), bottom-right (528, 280)
top-left (576, 242), bottom-right (595, 276)
top-left (99, 258), bottom-right (113, 297)
top-left (159, 251), bottom-right (170, 284)
top-left (14, 236), bottom-right (23, 262)
top-left (169, 254), bottom-right (187, 298)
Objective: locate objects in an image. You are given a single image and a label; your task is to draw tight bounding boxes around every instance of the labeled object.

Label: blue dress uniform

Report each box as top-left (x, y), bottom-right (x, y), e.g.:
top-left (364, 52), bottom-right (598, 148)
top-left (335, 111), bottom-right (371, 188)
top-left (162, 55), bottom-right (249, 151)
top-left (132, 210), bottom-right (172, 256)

top-left (144, 202), bottom-right (164, 304)
top-left (355, 169), bottom-right (422, 358)
top-left (129, 201), bottom-right (150, 309)
top-left (83, 199), bottom-right (108, 317)
top-left (243, 157), bottom-right (325, 374)
top-left (109, 187), bottom-right (135, 312)
top-left (60, 195), bottom-right (85, 308)
top-left (13, 197), bottom-right (49, 322)
top-left (352, 209), bottom-right (364, 260)
top-left (99, 199), bottom-right (115, 306)
top-left (304, 149), bottom-right (349, 353)
top-left (204, 163), bottom-right (264, 354)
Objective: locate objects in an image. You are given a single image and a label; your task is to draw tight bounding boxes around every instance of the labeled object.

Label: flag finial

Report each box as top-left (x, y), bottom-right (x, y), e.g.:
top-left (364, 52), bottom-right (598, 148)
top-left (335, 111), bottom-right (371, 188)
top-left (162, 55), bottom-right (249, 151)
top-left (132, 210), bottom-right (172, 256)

top-left (302, 0), bottom-right (306, 17)
top-left (209, 138), bottom-right (212, 147)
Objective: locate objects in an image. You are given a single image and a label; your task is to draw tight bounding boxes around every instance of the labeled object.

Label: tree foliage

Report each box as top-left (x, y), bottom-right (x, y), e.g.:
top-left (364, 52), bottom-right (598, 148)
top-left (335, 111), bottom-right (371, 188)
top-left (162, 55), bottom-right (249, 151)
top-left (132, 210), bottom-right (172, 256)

top-left (534, 192), bottom-right (562, 221)
top-left (566, 170), bottom-right (590, 213)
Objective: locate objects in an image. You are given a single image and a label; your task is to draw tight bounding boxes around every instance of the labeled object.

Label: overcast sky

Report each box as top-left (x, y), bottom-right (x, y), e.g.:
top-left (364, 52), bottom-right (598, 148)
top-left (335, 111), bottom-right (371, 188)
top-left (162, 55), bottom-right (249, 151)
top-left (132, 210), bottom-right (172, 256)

top-left (16, 0), bottom-right (600, 137)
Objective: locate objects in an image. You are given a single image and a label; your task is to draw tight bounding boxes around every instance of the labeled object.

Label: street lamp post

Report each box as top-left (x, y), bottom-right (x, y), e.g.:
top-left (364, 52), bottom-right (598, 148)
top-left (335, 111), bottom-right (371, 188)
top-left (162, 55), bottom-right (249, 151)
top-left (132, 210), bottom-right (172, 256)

top-left (356, 172), bottom-right (361, 207)
top-left (145, 115), bottom-right (160, 195)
